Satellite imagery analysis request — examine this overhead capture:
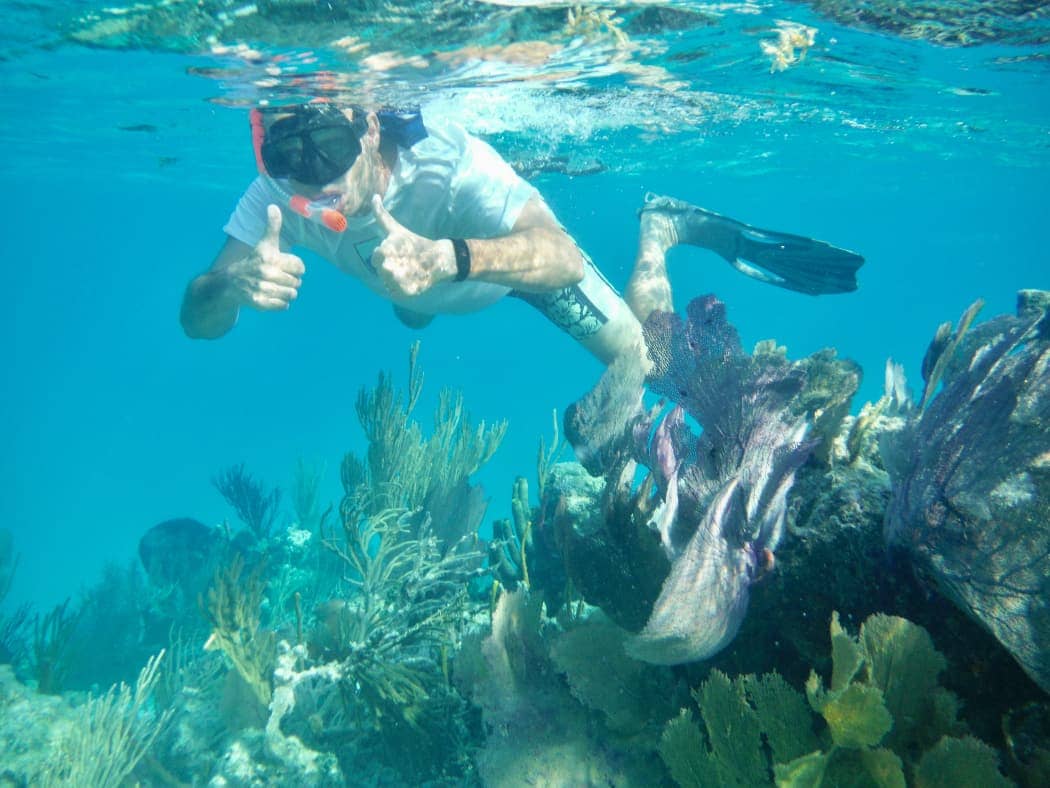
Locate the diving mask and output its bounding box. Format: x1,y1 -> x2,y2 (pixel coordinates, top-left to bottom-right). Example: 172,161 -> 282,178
250,103 -> 364,233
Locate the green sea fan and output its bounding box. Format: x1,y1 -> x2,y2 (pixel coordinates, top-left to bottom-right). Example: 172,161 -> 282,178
915,736 -> 1013,788
664,611 -> 1014,788
659,669 -> 818,787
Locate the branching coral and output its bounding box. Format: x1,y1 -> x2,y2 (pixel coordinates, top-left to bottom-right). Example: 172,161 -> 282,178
319,502 -> 482,729
347,341 -> 505,551
32,598 -> 81,694
249,344 -> 496,781
882,292 -> 1050,692
0,529 -> 30,668
291,457 -> 327,532
314,343 -> 494,728
212,463 -> 283,540
39,651 -> 173,787
203,556 -> 276,711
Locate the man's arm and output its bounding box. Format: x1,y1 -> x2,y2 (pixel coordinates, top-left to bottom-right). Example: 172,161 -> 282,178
180,205 -> 305,339
371,194 -> 584,298
463,195 -> 584,292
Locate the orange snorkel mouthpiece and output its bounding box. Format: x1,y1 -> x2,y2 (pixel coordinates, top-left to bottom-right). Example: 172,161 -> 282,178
251,107 -> 348,234
288,195 -> 349,233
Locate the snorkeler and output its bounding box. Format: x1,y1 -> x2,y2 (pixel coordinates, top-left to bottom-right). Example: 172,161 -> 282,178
180,102 -> 864,366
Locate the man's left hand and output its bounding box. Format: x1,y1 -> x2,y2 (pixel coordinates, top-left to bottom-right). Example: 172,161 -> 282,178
371,195 -> 457,297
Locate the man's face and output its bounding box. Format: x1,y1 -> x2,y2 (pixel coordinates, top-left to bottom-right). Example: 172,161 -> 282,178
262,105 -> 381,216
291,114 -> 379,217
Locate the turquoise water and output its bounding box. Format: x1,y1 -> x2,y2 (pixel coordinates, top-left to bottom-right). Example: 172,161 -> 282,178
1,1 -> 1047,784
2,3 -> 1044,611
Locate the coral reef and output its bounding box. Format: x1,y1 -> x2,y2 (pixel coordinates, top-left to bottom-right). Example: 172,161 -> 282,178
563,295 -> 858,664
883,294 -> 1050,692
105,344 -> 504,785
5,303 -> 1047,786
203,343 -> 497,784
660,612 -> 1013,787
488,414 -> 571,614
453,589 -> 673,787
0,653 -> 172,786
702,351 -> 1042,756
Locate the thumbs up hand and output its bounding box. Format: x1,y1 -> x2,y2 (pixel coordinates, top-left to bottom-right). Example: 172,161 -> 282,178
226,204 -> 306,311
371,195 -> 457,298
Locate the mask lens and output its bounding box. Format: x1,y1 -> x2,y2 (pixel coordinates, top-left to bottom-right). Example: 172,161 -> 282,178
260,107 -> 362,185
310,125 -> 358,160
262,135 -> 304,178
303,126 -> 361,183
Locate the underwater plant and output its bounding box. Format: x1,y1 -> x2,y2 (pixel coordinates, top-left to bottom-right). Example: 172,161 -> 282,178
660,669 -> 818,786
882,291 -> 1050,692
57,653 -> 173,785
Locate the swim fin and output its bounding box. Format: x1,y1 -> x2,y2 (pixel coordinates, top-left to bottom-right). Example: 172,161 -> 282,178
640,194 -> 865,295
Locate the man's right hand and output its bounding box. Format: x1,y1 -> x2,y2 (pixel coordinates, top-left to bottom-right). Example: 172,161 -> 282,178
226,204 -> 306,311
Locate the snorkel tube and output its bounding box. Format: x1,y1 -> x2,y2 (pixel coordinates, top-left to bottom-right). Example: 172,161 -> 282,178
262,175 -> 348,233
249,107 -> 349,233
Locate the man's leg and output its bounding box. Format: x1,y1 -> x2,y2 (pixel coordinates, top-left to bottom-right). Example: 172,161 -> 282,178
626,194 -> 865,312
624,202 -> 681,324
509,253 -> 646,368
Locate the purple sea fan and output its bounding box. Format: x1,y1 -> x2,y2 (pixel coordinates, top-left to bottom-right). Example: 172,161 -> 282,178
626,418 -> 812,664
883,295 -> 1050,691
627,296 -> 819,664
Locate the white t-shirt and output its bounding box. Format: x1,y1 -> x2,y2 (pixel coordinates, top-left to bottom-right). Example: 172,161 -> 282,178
224,119 -> 538,315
